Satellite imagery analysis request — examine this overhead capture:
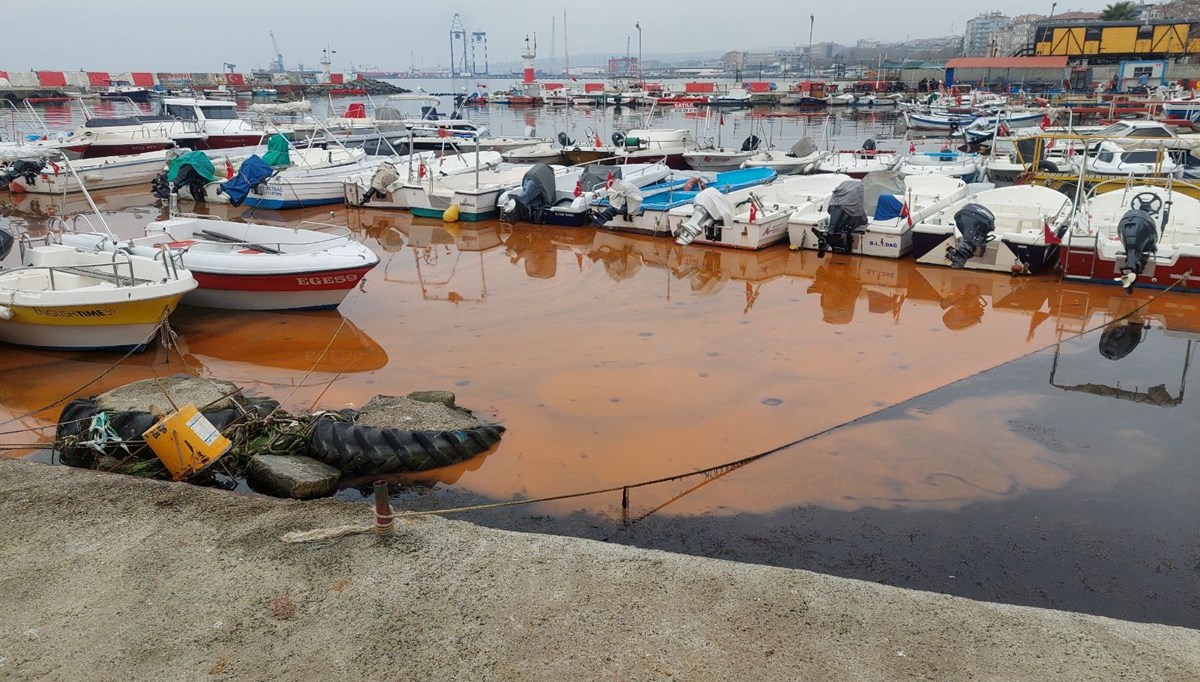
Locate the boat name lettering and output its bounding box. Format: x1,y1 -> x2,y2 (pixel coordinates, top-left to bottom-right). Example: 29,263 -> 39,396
296,274 -> 359,286
32,308 -> 117,318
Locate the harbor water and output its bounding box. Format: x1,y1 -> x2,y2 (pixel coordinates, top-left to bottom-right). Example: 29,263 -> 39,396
1,92 -> 1197,628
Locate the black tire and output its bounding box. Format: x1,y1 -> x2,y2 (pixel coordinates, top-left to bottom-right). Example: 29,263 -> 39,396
309,416 -> 506,474
55,397 -> 244,467
1036,160 -> 1058,173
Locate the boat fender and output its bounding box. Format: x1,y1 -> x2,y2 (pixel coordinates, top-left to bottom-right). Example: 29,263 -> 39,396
0,306 -> 11,320
443,204 -> 460,223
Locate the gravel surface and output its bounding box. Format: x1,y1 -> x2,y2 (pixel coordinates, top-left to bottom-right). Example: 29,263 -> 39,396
354,395 -> 482,431
0,459 -> 1197,682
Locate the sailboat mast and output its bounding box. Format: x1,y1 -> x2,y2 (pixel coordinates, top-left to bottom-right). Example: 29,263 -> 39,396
564,8 -> 570,78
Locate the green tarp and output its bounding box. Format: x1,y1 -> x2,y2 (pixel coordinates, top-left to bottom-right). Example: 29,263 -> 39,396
262,134 -> 291,167
167,151 -> 215,182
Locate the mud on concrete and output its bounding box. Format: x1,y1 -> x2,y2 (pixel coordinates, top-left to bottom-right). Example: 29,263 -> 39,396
0,459 -> 1198,681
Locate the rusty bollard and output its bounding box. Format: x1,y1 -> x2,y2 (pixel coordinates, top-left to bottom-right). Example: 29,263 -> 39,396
373,480 -> 395,535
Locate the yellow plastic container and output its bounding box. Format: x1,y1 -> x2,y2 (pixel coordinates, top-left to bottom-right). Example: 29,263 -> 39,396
143,404 -> 232,481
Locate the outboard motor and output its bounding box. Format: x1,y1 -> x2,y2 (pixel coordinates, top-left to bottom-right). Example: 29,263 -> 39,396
611,132 -> 626,147
945,203 -> 996,268
153,149 -> 215,201
1115,209 -> 1157,292
499,164 -> 557,224
557,132 -> 575,148
812,180 -> 867,258
861,138 -> 877,152
1,159 -> 47,187
358,162 -> 400,205
1098,319 -> 1149,360
674,187 -> 735,246
591,179 -> 643,226
0,229 -> 13,261
740,135 -> 762,152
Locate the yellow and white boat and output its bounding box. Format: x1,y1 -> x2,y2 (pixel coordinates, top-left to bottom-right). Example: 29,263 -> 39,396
0,240 -> 196,351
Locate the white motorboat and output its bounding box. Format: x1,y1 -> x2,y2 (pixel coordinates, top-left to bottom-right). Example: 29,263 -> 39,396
898,150 -> 981,182
610,128 -> 695,169
70,97 -> 265,152
1068,140 -> 1188,179
0,232 -> 195,351
498,162 -> 673,226
402,164 -> 545,221
913,185 -> 1073,274
788,172 -> 968,259
590,166 -> 778,237
1062,183 -> 1200,291
741,138 -> 826,175
60,215 -> 379,311
682,135 -> 763,172
669,174 -> 852,250
342,151 -> 505,209
203,147 -> 381,209
817,142 -> 901,178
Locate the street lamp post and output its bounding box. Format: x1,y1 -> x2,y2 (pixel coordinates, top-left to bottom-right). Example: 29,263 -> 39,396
807,15 -> 815,76
636,22 -> 643,87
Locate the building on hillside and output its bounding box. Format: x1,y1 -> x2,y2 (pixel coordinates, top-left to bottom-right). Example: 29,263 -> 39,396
963,12 -> 1010,57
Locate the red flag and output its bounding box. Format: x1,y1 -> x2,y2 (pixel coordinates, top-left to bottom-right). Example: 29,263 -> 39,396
573,179 -> 582,198
908,141 -> 916,154
605,171 -> 614,189
1046,138 -> 1056,150
418,162 -> 427,179
1040,113 -> 1051,130
436,126 -> 450,138
594,132 -> 602,148
225,159 -> 234,180
900,202 -> 912,228
748,201 -> 758,222
719,112 -> 725,126
1043,220 -> 1061,245
998,122 -> 1010,137
48,160 -> 60,176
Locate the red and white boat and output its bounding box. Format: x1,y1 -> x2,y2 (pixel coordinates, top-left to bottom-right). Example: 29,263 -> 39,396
65,98 -> 264,156
1062,184 -> 1200,292
60,216 -> 379,311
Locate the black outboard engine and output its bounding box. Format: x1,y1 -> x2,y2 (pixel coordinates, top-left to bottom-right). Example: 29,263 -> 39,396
0,229 -> 13,261
861,138 -> 877,152
611,132 -> 626,147
1115,209 -> 1157,292
557,132 -> 575,148
740,135 -> 762,152
499,164 -> 557,224
1098,319 -> 1149,360
945,203 -> 996,268
812,180 -> 867,258
152,164 -> 210,202
1,159 -> 47,186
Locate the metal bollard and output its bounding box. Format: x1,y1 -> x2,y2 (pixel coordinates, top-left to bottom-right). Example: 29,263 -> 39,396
373,480 -> 394,535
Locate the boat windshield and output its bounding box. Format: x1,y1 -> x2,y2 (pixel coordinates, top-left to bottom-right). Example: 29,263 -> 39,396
198,105 -> 240,120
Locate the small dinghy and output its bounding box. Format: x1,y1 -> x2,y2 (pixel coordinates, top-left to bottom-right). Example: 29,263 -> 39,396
740,138 -> 825,175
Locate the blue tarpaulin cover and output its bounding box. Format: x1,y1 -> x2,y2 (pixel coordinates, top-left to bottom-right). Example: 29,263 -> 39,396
874,194 -> 904,220
219,155 -> 274,207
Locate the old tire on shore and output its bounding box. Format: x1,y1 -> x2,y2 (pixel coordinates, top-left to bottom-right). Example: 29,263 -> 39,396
308,417 -> 505,474
55,398 -> 245,467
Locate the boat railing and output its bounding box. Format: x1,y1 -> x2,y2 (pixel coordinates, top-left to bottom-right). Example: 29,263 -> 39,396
9,249 -> 146,291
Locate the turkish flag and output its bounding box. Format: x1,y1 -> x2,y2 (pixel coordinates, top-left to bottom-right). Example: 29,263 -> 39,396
1043,220 -> 1061,245
900,202 -> 912,228
437,126 -> 451,138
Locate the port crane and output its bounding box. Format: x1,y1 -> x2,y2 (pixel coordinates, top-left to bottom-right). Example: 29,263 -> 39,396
269,30 -> 286,72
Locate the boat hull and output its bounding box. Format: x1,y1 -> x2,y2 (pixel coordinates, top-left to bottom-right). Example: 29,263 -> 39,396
185,265 -> 375,311
0,295 -> 185,351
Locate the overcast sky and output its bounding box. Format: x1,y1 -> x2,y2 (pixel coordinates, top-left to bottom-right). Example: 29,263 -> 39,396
4,1 -> 1112,72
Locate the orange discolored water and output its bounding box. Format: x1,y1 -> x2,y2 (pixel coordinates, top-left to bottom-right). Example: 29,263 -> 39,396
3,187 -> 1200,522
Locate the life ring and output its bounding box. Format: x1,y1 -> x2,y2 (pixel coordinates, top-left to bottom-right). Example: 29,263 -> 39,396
683,176 -> 706,191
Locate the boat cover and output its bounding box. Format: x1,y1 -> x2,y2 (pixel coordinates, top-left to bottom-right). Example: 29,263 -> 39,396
828,180 -> 865,218
262,134 -> 291,167
790,137 -> 817,158
861,170 -> 905,217
874,194 -> 905,220
220,155 -> 274,207
167,150 -> 215,182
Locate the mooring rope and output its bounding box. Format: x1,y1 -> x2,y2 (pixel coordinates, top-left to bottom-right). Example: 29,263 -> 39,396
282,273 -> 1191,544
